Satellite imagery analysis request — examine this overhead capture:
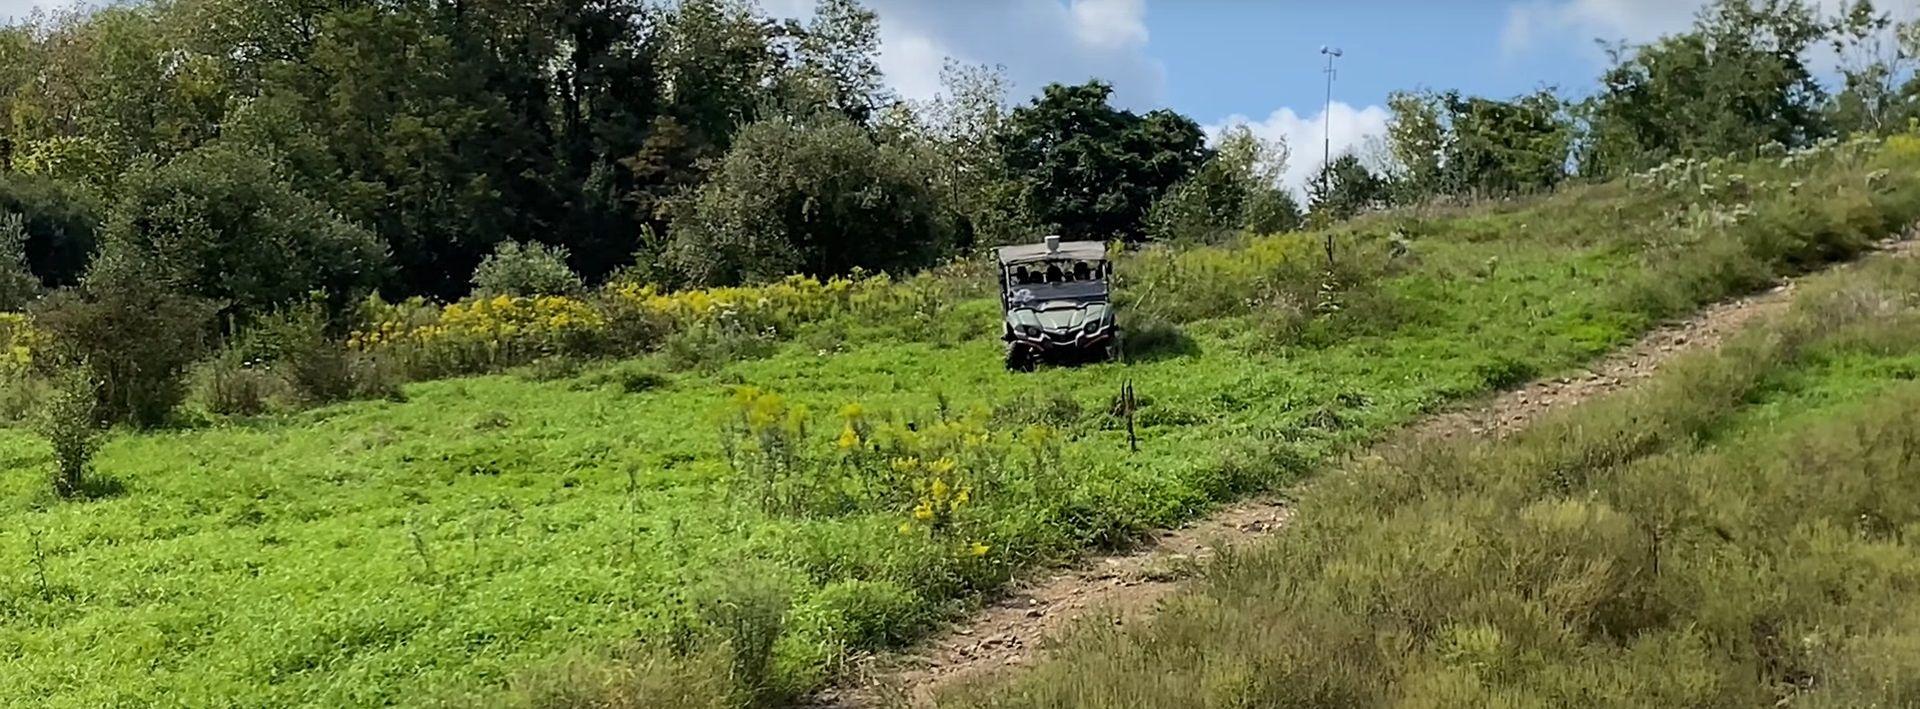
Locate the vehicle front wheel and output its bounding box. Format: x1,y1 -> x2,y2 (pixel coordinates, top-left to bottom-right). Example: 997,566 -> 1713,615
1005,344 -> 1037,372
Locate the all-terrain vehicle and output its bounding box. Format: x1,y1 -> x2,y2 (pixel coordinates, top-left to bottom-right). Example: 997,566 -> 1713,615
995,236 -> 1119,371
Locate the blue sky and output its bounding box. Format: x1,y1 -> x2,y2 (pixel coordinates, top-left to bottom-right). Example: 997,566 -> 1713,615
1151,1 -> 1602,122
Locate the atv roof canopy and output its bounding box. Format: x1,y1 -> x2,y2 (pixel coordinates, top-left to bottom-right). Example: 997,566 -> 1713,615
996,238 -> 1106,266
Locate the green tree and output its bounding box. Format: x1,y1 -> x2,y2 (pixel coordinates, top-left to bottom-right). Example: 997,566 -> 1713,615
664,115 -> 953,286
33,249 -> 217,427
656,0 -> 782,151
1384,88 -> 1572,202
1000,81 -> 1208,242
1581,0 -> 1832,176
904,61 -> 1041,247
1442,90 -> 1572,196
1826,1 -> 1919,135
103,144 -> 388,322
1148,124 -> 1296,241
1384,90 -> 1447,201
784,0 -> 888,123
1307,154 -> 1386,223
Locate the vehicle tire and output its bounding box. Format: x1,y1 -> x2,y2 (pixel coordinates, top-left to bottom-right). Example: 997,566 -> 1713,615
1005,344 -> 1036,372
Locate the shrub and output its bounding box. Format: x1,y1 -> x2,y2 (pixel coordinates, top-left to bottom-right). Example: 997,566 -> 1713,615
35,365 -> 100,498
472,241 -> 585,298
193,351 -> 290,417
241,302 -> 357,405
0,171 -> 99,287
33,254 -> 217,427
0,212 -> 44,309
662,322 -> 776,372
514,356 -> 583,383
344,349 -> 407,402
102,143 -> 388,321
196,302 -> 406,415
663,115 -> 954,286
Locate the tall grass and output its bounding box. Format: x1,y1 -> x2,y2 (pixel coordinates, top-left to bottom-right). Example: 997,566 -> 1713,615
940,257 -> 1920,708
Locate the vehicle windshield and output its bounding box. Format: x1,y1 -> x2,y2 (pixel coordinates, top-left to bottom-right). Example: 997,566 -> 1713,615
1007,279 -> 1107,307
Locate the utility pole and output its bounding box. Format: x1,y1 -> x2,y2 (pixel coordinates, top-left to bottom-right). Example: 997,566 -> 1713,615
1319,45 -> 1343,269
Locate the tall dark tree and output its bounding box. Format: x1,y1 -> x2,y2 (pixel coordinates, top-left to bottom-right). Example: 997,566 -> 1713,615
999,81 -> 1208,242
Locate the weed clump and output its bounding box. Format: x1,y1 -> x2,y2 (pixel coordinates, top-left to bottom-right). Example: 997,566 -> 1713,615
36,365 -> 100,498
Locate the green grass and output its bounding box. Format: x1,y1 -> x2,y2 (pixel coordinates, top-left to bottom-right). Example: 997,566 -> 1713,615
4,138 -> 1920,707
938,245 -> 1920,708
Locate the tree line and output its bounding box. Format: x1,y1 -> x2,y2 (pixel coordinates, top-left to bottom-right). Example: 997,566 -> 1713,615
1315,0 -> 1920,219
0,0 -> 1908,313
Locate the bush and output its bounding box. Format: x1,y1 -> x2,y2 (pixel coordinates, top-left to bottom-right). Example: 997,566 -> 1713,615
664,115 -> 954,286
102,143 -> 388,321
662,322 -> 776,372
472,241 -> 585,298
193,351 -> 290,417
0,171 -> 99,288
0,213 -> 44,309
344,349 -> 407,402
240,303 -> 359,404
33,254 -> 217,427
35,365 -> 100,498
198,302 -> 407,415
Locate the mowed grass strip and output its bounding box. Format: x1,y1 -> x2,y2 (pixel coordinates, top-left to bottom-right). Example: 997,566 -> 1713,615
3,138 -> 1920,707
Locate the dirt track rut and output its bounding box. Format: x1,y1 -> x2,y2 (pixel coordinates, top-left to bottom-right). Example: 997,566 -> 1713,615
809,234 -> 1918,708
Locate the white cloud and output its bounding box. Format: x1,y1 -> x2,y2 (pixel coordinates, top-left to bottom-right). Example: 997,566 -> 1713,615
1207,102 -> 1392,198
879,30 -> 947,103
775,0 -> 1166,108
1068,0 -> 1148,50
1501,0 -> 1703,56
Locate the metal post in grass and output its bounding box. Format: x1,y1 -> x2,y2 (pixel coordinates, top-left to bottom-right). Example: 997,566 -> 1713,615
1124,379 -> 1139,454
1320,45 -> 1343,271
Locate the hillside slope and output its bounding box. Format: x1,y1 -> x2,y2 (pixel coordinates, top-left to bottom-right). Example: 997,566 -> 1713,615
831,234 -> 1917,707
939,235 -> 1920,709
3,136 -> 1919,707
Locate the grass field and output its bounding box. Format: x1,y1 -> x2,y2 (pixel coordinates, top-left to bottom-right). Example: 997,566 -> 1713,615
941,249 -> 1920,709
3,137 -> 1919,707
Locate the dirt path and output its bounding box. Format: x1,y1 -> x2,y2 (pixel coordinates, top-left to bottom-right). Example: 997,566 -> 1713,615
809,234 -> 1917,709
